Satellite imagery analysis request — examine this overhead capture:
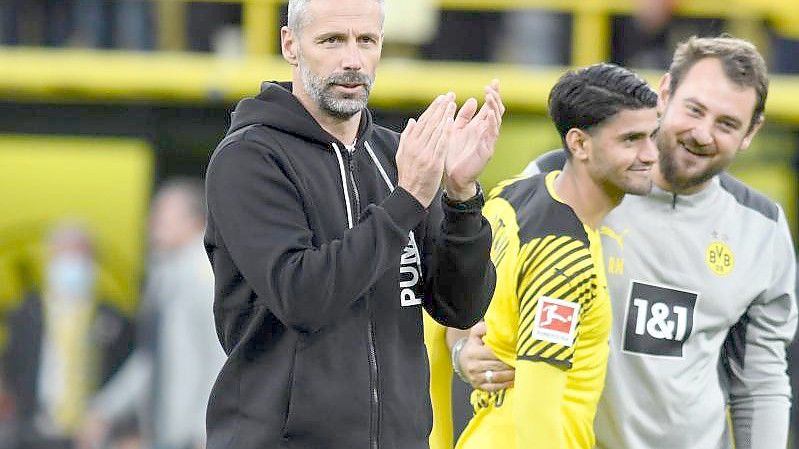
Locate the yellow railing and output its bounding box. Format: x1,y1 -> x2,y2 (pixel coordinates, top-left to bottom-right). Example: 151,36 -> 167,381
155,0 -> 798,65
1,1 -> 799,124
3,46 -> 799,125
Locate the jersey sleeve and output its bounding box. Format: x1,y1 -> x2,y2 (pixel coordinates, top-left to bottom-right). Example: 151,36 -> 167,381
512,360 -> 570,449
515,236 -> 597,369
480,196 -> 524,365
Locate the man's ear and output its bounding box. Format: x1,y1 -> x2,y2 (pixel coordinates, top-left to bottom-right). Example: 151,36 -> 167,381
657,73 -> 671,116
281,26 -> 298,66
565,128 -> 590,162
740,115 -> 764,151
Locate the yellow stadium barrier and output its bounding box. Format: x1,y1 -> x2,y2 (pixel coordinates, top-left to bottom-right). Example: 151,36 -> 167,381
2,47 -> 799,125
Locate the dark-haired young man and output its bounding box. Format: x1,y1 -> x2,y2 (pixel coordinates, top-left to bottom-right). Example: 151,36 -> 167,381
454,63 -> 658,449
457,36 -> 798,449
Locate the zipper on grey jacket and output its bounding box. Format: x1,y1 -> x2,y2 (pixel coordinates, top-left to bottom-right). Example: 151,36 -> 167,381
332,141 -> 379,449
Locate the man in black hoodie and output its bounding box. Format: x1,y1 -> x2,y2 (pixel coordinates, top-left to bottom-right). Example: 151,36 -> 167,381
203,0 -> 502,448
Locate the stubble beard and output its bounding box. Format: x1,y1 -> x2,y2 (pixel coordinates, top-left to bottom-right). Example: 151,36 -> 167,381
298,54 -> 373,120
657,131 -> 724,193
623,177 -> 653,196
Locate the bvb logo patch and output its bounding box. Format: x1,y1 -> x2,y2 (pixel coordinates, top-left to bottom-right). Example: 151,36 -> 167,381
705,240 -> 734,276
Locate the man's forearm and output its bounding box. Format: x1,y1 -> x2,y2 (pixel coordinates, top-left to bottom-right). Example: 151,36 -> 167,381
729,395 -> 791,449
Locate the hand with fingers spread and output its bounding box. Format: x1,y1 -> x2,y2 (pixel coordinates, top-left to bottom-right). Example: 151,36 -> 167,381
459,321 -> 516,392
396,93 -> 456,207
445,80 -> 506,200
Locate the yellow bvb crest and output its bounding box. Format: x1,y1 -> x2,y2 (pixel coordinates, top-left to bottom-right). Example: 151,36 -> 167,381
705,240 -> 735,276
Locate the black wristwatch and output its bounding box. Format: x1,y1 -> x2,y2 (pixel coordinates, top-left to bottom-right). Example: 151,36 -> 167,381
443,183 -> 484,210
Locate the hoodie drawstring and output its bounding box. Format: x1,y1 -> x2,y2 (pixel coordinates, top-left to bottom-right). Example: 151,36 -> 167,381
333,141 -> 394,229
364,141 -> 394,192
363,141 -> 424,282
332,143 -> 355,229
333,141 -> 421,285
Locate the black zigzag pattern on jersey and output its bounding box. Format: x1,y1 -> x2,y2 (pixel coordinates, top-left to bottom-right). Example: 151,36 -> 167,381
517,354 -> 573,369
515,234 -> 595,366
498,173 -> 589,247
491,217 -> 511,268
516,236 -> 576,298
517,275 -> 595,360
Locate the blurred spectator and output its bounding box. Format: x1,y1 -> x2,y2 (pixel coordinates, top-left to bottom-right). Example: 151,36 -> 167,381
611,0 -> 723,69
0,0 -> 152,49
79,178 -> 225,449
186,3 -> 241,52
420,10 -> 504,62
764,1 -> 799,73
381,0 -> 438,58
0,375 -> 15,448
2,222 -> 134,449
0,0 -> 73,46
72,0 -> 154,50
497,11 -> 570,66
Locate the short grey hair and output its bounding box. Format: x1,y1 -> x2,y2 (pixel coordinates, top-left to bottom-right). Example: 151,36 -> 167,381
287,0 -> 385,33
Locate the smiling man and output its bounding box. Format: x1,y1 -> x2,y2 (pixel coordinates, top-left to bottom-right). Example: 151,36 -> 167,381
202,0 -> 503,448
456,36 -> 798,449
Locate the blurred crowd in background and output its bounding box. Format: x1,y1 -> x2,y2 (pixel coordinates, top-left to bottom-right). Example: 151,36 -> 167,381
0,179 -> 224,449
0,0 -> 798,71
0,1 -> 797,449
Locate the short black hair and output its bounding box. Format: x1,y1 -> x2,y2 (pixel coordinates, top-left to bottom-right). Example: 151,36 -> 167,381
548,63 -> 657,156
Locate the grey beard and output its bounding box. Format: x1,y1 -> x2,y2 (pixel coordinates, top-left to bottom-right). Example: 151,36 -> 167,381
299,64 -> 372,119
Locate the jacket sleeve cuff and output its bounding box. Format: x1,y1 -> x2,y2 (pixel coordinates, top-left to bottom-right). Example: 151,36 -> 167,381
382,186 -> 427,232
441,193 -> 485,237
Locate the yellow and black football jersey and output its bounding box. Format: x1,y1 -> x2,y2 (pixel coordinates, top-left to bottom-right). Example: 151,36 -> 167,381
456,171 -> 611,449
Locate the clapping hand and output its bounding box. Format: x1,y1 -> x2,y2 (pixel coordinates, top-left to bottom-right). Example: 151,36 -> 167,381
396,93 -> 456,207
445,80 -> 505,200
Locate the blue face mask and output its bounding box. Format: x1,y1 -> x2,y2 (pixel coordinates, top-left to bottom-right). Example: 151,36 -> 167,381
46,255 -> 96,300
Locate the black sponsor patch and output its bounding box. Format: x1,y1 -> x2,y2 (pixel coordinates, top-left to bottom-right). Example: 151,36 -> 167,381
622,281 -> 698,358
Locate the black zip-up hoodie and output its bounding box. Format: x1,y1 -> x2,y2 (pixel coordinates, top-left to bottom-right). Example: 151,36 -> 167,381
204,82 -> 495,449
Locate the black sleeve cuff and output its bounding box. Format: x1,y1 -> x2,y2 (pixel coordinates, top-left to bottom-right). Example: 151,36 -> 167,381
441,184 -> 486,236
382,186 -> 428,233
442,183 -> 485,211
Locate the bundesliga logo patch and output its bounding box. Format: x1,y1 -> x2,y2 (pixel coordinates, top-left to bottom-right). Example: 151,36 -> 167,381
531,296 -> 580,347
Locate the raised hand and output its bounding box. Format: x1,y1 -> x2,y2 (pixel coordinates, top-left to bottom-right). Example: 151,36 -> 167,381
396,93 -> 456,208
445,80 -> 505,200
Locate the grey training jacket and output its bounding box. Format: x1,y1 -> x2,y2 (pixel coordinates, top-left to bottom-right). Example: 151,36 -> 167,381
526,150 -> 797,449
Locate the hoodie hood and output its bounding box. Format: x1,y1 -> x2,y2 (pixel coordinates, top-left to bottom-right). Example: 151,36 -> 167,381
228,81 -> 375,148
